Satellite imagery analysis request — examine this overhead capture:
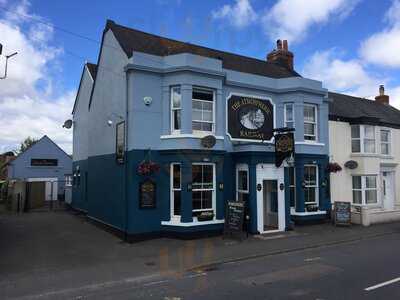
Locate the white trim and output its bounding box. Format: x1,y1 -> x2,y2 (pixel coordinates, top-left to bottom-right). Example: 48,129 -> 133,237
303,103 -> 318,142
26,177 -> 57,182
256,164 -> 285,234
352,175 -> 379,206
225,92 -> 276,143
160,134 -> 224,140
161,219 -> 224,227
284,103 -> 294,128
290,208 -> 326,216
304,164 -> 319,206
170,86 -> 182,134
295,142 -> 325,146
236,164 -> 249,201
192,162 -> 216,216
380,128 -> 391,156
192,87 -> 216,134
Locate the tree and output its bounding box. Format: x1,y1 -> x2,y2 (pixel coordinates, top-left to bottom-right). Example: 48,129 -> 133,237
15,136 -> 38,155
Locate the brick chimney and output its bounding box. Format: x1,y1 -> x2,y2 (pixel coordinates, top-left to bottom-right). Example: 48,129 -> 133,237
267,39 -> 294,70
375,85 -> 389,105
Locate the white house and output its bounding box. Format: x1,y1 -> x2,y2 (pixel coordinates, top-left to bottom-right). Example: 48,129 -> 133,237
329,86 -> 400,226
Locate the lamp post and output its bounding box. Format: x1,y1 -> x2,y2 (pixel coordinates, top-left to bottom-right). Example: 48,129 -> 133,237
0,43 -> 18,80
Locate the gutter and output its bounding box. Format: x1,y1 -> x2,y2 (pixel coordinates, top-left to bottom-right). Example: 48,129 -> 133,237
124,69 -> 130,242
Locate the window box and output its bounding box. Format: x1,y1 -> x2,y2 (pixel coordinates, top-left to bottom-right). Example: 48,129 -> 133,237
306,204 -> 319,212
197,211 -> 214,222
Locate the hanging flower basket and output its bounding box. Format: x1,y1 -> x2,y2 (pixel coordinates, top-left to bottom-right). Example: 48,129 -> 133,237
137,161 -> 160,176
326,162 -> 342,173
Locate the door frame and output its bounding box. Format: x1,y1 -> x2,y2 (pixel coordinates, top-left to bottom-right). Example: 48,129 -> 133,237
380,169 -> 395,210
256,164 -> 285,233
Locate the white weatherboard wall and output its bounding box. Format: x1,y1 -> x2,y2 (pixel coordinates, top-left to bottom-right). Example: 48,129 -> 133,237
329,120 -> 400,225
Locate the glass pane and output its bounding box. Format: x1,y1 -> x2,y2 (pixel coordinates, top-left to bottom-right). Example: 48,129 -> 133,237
192,100 -> 202,110
201,122 -> 213,132
351,125 -> 360,138
173,191 -> 181,215
238,170 -> 248,191
192,110 -> 202,121
173,110 -> 181,130
305,135 -> 316,141
193,89 -> 213,101
366,190 -> 377,204
173,164 -> 181,189
304,106 -> 316,122
364,126 -> 375,139
352,176 -> 361,189
352,140 -> 361,152
192,165 -> 202,184
192,121 -> 202,131
172,87 -> 181,108
202,191 -> 212,209
290,187 -> 296,207
286,121 -> 294,128
364,140 -> 375,153
381,130 -> 389,142
285,104 -> 293,121
203,165 -> 213,185
304,187 -> 316,203
304,166 -> 316,184
353,190 -> 362,204
381,143 -> 389,155
365,176 -> 376,188
304,123 -> 315,135
203,111 -> 213,122
289,167 -> 295,185
203,101 -> 213,111
192,191 -> 202,210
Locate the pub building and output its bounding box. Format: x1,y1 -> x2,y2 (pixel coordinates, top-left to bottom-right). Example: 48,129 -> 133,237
72,20 -> 330,240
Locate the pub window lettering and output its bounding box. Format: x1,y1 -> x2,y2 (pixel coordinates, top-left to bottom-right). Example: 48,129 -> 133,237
116,121 -> 125,164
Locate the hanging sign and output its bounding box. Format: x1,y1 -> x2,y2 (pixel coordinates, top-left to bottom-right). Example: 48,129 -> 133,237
275,132 -> 295,167
227,95 -> 274,141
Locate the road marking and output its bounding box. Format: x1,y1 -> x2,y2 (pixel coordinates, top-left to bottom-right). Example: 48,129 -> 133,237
304,257 -> 321,262
365,277 -> 400,291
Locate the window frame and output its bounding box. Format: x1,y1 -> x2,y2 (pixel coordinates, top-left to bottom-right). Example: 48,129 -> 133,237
191,162 -> 216,218
192,87 -> 215,134
352,175 -> 378,206
65,175 -> 73,187
170,163 -> 181,219
380,129 -> 391,156
303,104 -> 318,142
170,86 -> 182,134
288,166 -> 296,208
284,103 -> 295,128
351,125 -> 377,154
303,164 -> 319,205
236,164 -> 249,202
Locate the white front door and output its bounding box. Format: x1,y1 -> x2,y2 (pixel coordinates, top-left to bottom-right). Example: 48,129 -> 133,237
256,164 -> 285,233
381,171 -> 395,210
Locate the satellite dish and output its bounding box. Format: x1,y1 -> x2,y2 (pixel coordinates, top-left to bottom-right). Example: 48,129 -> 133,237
63,119 -> 73,129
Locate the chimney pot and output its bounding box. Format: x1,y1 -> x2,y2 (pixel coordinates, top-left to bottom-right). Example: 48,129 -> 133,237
379,84 -> 385,96
375,84 -> 389,105
282,40 -> 288,51
277,39 -> 282,50
267,39 -> 294,71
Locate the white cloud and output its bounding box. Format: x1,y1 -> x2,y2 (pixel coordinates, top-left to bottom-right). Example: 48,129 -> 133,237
211,0 -> 257,28
302,49 -> 400,108
360,0 -> 400,68
0,1 -> 73,154
262,0 -> 360,43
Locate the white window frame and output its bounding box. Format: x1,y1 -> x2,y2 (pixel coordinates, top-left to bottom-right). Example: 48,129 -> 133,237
288,166 -> 296,208
192,163 -> 216,218
303,104 -> 318,142
351,125 -> 376,154
352,175 -> 378,206
284,103 -> 295,128
170,163 -> 181,220
192,87 -> 215,134
236,164 -> 249,202
304,164 -> 319,205
65,175 -> 73,187
380,129 -> 391,156
170,86 -> 182,134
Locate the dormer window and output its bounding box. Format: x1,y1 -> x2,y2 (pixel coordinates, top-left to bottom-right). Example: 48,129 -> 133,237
192,88 -> 214,133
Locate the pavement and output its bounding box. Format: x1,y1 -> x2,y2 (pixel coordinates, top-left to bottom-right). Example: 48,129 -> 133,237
1,210 -> 400,299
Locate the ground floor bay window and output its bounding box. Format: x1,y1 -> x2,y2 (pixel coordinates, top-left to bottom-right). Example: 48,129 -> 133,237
352,175 -> 378,205
192,163 -> 215,219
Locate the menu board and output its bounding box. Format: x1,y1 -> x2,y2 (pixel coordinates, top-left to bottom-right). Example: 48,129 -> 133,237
139,179 -> 156,209
334,201 -> 351,226
224,201 -> 245,236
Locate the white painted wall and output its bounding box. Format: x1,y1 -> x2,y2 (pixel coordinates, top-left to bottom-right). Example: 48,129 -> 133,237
329,120 -> 400,209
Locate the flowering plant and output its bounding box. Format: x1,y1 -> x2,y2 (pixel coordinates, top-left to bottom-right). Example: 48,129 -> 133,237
137,161 -> 160,176
326,162 -> 342,173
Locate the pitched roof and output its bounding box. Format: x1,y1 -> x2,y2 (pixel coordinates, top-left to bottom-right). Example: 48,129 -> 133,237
105,20 -> 301,79
329,92 -> 400,128
86,63 -> 97,80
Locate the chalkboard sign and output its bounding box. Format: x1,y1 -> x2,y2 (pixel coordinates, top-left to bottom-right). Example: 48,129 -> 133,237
334,201 -> 351,226
224,201 -> 245,238
139,179 -> 156,209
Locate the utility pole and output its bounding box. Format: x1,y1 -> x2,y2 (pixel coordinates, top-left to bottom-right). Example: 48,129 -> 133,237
0,43 -> 18,80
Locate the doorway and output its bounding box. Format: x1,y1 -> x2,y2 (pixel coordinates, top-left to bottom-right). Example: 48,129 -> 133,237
256,164 -> 285,233
381,171 -> 395,210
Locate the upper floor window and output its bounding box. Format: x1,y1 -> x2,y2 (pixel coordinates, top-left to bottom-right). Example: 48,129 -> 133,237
304,104 -> 317,141
380,129 -> 391,155
284,103 -> 294,128
351,125 -> 376,154
192,88 -> 214,133
171,87 -> 181,133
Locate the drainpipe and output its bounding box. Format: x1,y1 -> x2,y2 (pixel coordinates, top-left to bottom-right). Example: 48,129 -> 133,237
124,70 -> 130,242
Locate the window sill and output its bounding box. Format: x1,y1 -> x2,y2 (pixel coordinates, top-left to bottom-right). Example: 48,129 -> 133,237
296,142 -> 325,146
161,219 -> 224,227
350,153 -> 388,158
161,134 -> 224,140
290,207 -> 326,216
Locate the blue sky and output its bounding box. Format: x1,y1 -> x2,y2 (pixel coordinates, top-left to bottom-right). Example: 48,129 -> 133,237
0,0 -> 400,153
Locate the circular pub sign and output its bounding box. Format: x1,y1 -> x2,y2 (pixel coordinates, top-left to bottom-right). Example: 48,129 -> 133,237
227,95 -> 274,141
